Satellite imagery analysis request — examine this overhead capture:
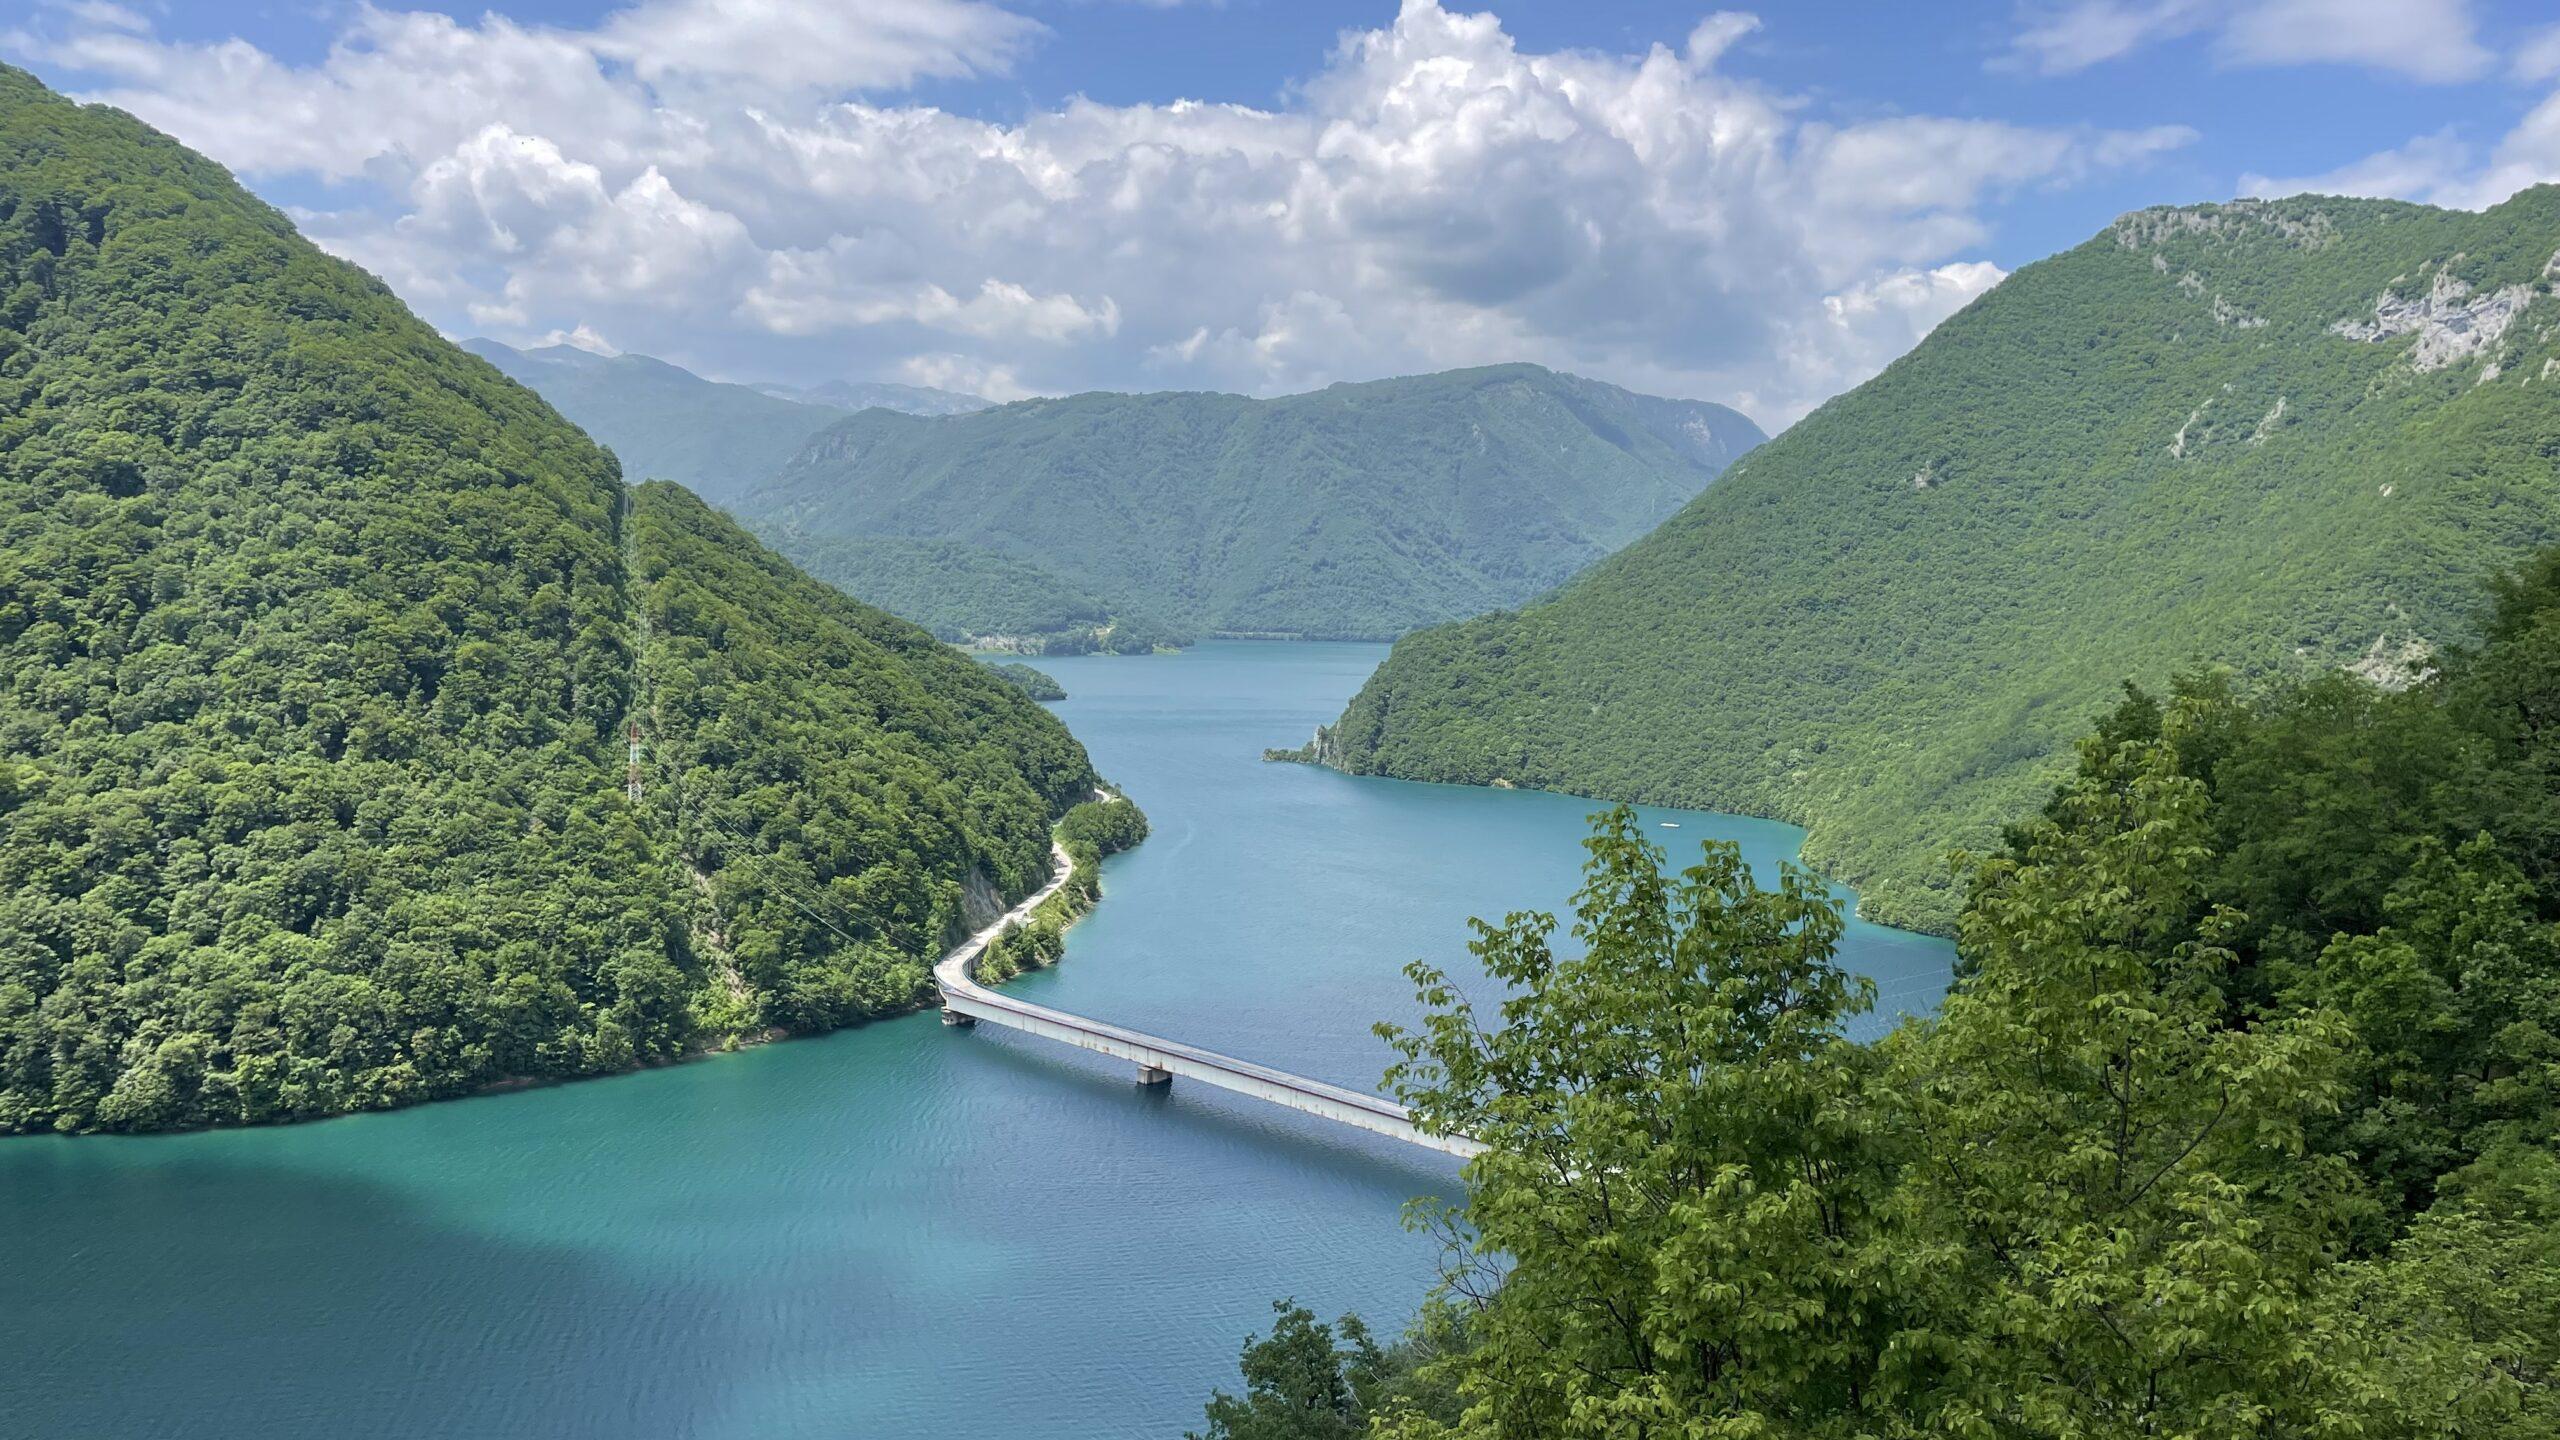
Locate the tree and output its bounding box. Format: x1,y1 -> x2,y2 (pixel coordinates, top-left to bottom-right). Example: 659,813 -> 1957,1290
1378,807 -> 1888,1438
1191,1302 -> 1391,1440
1879,704 -> 2360,1435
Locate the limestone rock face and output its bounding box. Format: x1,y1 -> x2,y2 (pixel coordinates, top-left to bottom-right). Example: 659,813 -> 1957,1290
2331,269 -> 2536,372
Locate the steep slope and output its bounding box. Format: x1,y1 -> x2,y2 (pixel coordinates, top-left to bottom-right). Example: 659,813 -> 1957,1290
1321,191 -> 2560,931
628,485 -> 1096,1033
464,339 -> 846,505
0,68 -> 1097,1133
750,377 -> 991,416
736,365 -> 1766,641
467,340 -> 1130,646
759,530 -> 1187,653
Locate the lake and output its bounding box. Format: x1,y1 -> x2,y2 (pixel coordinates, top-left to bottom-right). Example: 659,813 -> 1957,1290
0,641 -> 1952,1439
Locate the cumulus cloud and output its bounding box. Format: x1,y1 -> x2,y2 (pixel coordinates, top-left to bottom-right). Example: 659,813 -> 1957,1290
538,324 -> 622,356
8,0 -> 2198,425
2241,90 -> 2560,213
2005,0 -> 2491,82
591,0 -> 1037,92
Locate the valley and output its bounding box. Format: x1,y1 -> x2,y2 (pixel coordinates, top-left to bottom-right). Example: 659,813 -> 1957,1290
0,642 -> 1948,1440
10,11 -> 2560,1435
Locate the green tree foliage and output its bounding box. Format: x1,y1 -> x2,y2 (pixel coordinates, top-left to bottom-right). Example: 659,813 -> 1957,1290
980,660 -> 1066,701
628,484 -> 1096,1035
735,365 -> 1763,642
1881,713 -> 2356,1436
973,797 -> 1143,984
1325,192 -> 2560,931
1379,810 -> 1889,1436
1056,796 -> 1148,859
762,530 -> 1186,652
1192,1301 -> 1463,1440
1313,551 -> 2560,1435
0,70 -> 1100,1132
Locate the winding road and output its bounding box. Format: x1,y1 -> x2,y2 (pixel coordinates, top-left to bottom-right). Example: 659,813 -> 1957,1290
933,818 -> 1482,1160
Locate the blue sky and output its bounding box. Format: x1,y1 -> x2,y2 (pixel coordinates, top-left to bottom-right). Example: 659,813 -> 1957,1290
9,0 -> 2558,425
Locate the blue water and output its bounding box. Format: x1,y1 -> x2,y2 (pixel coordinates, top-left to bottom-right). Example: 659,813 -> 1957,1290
0,641 -> 1951,1440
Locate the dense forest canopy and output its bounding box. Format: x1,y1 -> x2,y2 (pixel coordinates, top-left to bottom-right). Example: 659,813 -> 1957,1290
1322,190 -> 2560,931
734,365 -> 1765,642
761,530 -> 1186,653
1207,547 -> 2560,1438
978,660 -> 1066,701
0,68 -> 1099,1134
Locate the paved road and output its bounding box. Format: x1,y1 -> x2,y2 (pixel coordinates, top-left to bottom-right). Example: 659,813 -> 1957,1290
932,811 -> 1481,1160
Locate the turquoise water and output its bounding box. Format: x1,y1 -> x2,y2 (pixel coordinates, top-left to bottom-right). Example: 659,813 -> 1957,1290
0,641 -> 1951,1439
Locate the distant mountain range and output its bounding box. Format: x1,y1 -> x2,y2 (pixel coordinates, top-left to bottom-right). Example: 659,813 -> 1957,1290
736,365 -> 1765,643
475,339 -> 1765,650
1315,189 -> 2560,932
748,377 -> 993,416
462,338 -> 987,505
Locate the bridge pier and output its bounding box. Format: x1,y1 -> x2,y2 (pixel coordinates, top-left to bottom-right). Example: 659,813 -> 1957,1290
1135,1063 -> 1172,1086
941,1008 -> 975,1028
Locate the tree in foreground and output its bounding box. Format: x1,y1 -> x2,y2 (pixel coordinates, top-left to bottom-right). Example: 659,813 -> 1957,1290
1877,705 -> 2360,1434
1190,1302 -> 1399,1440
1201,552 -> 2560,1438
1376,808 -> 1889,1437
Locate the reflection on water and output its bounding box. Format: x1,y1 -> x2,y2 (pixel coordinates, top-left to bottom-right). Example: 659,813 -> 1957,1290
0,641 -> 1949,1439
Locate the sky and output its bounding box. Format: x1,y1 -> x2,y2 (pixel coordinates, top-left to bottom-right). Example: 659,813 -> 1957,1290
7,0 -> 2560,428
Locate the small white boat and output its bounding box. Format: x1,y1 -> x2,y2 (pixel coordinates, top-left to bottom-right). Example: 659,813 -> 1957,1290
1658,821 -> 1680,829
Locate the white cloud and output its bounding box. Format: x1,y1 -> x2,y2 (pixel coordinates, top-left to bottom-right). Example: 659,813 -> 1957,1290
2006,0 -> 2490,82
2240,130 -> 2477,204
2242,91 -> 2560,213
899,352 -> 1033,402
2220,0 -> 2490,83
2005,0 -> 2215,75
537,324 -> 622,356
1781,263 -> 2009,418
592,0 -> 1037,92
8,0 -> 2196,425
2515,24 -> 2560,85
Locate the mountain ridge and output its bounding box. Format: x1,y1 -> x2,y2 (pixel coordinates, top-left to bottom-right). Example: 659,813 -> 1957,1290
462,338 -> 989,504
0,66 -> 1097,1132
738,362 -> 1766,641
1317,189 -> 2560,931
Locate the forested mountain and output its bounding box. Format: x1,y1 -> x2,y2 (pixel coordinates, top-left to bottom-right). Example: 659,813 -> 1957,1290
1317,191 -> 2560,931
749,377 -> 990,416
0,68 -> 1098,1133
735,365 -> 1765,641
760,530 -> 1186,654
463,340 -> 990,505
468,339 -> 1156,649
1208,551 -> 2560,1434
462,339 -> 847,505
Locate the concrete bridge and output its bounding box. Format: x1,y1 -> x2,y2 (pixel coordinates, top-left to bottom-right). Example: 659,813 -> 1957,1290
934,840 -> 1482,1161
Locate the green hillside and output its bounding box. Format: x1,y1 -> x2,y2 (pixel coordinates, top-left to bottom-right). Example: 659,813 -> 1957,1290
735,365 -> 1765,641
759,530 -> 1186,653
470,341 -> 1157,649
979,661 -> 1065,701
1321,191 -> 2560,932
0,67 -> 1098,1133
464,339 -> 846,505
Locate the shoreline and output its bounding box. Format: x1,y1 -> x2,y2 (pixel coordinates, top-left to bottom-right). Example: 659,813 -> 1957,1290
10,804 -> 1119,1142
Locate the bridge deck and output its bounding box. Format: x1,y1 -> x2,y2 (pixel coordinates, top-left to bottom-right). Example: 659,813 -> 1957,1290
934,839 -> 1482,1160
